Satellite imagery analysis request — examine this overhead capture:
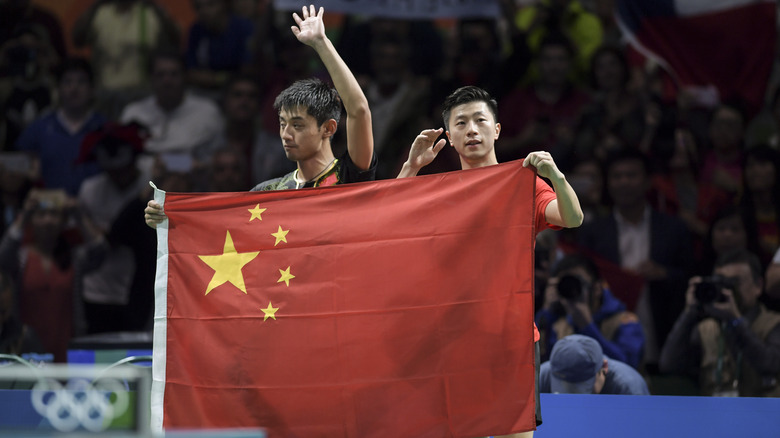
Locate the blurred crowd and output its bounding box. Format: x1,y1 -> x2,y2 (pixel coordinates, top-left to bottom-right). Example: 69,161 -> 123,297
1,0 -> 780,398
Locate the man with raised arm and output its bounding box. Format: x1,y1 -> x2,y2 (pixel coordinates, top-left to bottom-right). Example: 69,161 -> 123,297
398,85 -> 584,437
144,5 -> 375,227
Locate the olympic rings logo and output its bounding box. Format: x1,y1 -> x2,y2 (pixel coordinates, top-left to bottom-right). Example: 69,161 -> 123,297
30,377 -> 130,432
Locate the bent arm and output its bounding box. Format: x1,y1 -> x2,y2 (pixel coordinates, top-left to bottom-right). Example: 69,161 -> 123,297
293,6 -> 373,170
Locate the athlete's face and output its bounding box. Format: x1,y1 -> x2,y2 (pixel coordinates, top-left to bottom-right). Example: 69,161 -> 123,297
445,101 -> 500,165
278,106 -> 330,162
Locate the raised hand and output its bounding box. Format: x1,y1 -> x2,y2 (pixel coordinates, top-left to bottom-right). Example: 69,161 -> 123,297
398,128 -> 447,178
291,5 -> 325,48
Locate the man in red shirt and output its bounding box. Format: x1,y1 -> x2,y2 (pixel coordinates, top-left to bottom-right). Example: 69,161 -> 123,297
398,85 -> 584,437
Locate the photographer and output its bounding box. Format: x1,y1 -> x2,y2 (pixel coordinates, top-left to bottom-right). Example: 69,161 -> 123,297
659,249 -> 780,397
536,253 -> 645,369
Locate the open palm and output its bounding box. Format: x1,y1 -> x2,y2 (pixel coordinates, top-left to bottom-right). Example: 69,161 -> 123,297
291,5 -> 325,47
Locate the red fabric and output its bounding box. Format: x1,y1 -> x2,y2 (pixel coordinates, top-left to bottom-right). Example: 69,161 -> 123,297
20,251 -> 74,362
158,161 -> 540,437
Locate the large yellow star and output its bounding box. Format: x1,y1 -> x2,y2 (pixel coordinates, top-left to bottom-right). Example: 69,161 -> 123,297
248,204 -> 267,221
277,266 -> 295,286
262,302 -> 279,321
198,231 -> 259,295
271,226 -> 289,246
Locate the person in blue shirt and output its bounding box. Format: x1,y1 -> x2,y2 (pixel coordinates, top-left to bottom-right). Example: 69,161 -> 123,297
536,252 -> 645,369
540,334 -> 650,395
15,57 -> 105,196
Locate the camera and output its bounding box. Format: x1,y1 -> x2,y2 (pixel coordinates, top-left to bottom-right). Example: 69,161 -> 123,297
694,275 -> 737,305
557,274 -> 587,301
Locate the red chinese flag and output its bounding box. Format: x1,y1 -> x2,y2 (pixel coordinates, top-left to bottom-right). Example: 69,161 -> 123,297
151,161 -> 538,437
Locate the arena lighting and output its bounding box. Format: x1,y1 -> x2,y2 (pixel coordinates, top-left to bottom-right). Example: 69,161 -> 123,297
0,361 -> 150,434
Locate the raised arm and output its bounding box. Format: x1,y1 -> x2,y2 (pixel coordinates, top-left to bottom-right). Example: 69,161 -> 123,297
291,5 -> 373,170
523,151 -> 584,228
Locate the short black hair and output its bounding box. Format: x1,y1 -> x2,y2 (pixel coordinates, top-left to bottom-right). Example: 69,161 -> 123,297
441,86 -> 498,131
604,147 -> 651,177
551,253 -> 602,282
714,249 -> 763,284
274,78 -> 341,126
56,57 -> 94,85
148,48 -> 186,75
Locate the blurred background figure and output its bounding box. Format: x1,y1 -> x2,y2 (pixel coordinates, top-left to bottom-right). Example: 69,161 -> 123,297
76,122 -> 149,334
186,0 -> 255,98
120,49 -> 223,174
15,57 -> 105,196
0,269 -> 44,358
72,0 -> 181,120
577,148 -> 692,373
537,253 -> 645,369
215,74 -> 291,187
0,189 -> 105,362
660,249 -> 780,397
738,145 -> 780,269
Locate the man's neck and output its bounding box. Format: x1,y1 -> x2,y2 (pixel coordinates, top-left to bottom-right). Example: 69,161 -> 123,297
297,150 -> 336,182
156,94 -> 185,113
616,203 -> 647,224
58,108 -> 91,134
460,153 -> 498,170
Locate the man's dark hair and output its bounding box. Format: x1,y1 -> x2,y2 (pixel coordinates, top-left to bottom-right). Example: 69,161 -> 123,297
441,86 -> 498,131
147,48 -> 186,75
274,78 -> 341,127
604,147 -> 651,177
56,57 -> 94,85
714,249 -> 763,284
551,253 -> 602,282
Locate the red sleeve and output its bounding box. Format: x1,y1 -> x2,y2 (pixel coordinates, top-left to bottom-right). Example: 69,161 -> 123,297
535,176 -> 561,233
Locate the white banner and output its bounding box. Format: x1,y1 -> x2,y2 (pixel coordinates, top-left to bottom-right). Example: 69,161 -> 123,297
274,0 -> 501,19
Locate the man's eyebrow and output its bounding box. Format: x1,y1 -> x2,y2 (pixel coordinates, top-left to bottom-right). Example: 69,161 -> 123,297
280,115 -> 305,122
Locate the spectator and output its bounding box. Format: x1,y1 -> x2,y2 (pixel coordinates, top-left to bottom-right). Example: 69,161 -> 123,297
537,253 -> 645,369
573,45 -> 646,164
497,33 -> 591,167
738,145 -> 780,268
660,249 -> 780,397
539,334 -> 650,395
0,152 -> 34,236
120,49 -> 224,174
513,0 -> 604,84
650,126 -> 731,244
77,122 -> 150,334
699,102 -> 747,202
577,148 -> 693,371
186,0 -> 255,96
0,25 -> 55,150
0,0 -> 66,75
697,206 -> 749,276
215,74 -> 292,186
72,0 -> 181,120
363,33 -> 431,179
15,57 -> 105,196
0,189 -> 105,361
207,147 -> 250,192
0,269 -> 45,357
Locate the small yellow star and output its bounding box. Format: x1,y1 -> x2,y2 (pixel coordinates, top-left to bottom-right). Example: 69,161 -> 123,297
271,226 -> 289,246
277,266 -> 295,286
262,302 -> 279,321
248,204 -> 267,221
198,231 -> 260,295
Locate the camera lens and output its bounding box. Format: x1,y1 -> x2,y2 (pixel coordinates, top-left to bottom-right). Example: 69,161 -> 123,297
557,275 -> 583,301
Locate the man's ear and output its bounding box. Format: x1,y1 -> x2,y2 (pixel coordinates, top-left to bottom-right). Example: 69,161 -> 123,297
495,122 -> 501,140
321,119 -> 338,138
446,130 -> 452,146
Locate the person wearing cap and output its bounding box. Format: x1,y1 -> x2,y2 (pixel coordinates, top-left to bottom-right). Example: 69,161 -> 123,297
540,334 -> 650,395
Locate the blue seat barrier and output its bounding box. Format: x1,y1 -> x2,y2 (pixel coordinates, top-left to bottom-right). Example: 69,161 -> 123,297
535,393 -> 780,438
